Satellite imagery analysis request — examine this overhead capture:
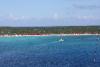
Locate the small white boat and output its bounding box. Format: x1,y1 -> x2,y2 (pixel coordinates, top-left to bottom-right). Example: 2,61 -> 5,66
59,38 -> 64,42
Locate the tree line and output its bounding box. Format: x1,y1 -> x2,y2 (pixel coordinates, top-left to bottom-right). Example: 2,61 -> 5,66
0,26 -> 100,35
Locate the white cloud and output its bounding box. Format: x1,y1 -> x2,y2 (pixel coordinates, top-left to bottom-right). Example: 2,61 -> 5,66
1,13 -> 100,21
7,13 -> 18,20
62,15 -> 100,20
75,16 -> 100,20
53,13 -> 58,20
51,13 -> 66,20
4,13 -> 33,21
73,4 -> 100,10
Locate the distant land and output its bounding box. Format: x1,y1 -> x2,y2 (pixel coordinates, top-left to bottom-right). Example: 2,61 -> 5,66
0,26 -> 100,35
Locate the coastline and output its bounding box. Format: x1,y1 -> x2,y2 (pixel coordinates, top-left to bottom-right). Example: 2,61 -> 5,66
0,33 -> 100,37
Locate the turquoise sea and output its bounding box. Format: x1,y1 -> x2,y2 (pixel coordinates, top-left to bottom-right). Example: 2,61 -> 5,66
0,35 -> 100,67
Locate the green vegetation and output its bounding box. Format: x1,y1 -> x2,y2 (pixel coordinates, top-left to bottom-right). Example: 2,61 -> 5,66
0,26 -> 100,35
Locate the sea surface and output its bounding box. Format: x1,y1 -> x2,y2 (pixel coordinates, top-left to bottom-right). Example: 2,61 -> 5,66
0,35 -> 100,67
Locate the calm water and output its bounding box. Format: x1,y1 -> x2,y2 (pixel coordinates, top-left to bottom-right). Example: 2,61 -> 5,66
0,35 -> 100,67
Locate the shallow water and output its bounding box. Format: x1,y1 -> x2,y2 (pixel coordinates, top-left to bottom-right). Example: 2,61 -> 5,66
0,35 -> 100,67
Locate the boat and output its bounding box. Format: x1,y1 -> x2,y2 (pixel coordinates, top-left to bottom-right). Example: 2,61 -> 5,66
59,38 -> 64,42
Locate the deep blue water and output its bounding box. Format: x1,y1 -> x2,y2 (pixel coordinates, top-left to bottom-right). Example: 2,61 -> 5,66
0,35 -> 100,67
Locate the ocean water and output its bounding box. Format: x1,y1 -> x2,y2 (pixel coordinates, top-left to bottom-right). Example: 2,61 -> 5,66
0,35 -> 100,67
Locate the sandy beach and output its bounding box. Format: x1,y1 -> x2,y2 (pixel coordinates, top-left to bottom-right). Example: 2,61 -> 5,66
0,33 -> 100,37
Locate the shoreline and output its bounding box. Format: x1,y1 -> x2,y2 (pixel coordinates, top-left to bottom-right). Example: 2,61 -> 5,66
0,34 -> 100,37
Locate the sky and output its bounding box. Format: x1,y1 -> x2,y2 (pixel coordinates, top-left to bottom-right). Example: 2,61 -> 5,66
0,0 -> 100,26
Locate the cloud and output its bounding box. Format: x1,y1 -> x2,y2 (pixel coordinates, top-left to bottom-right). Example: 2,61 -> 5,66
1,13 -> 100,22
3,13 -> 63,21
51,13 -> 66,20
73,4 -> 100,9
0,14 -> 100,26
63,15 -> 100,20
3,13 -> 33,21
53,13 -> 58,20
78,16 -> 100,20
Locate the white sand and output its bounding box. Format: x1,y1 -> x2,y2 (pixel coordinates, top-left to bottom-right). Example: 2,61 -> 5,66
0,34 -> 100,37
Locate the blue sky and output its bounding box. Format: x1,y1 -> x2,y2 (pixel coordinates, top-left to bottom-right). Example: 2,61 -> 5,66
0,0 -> 100,26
